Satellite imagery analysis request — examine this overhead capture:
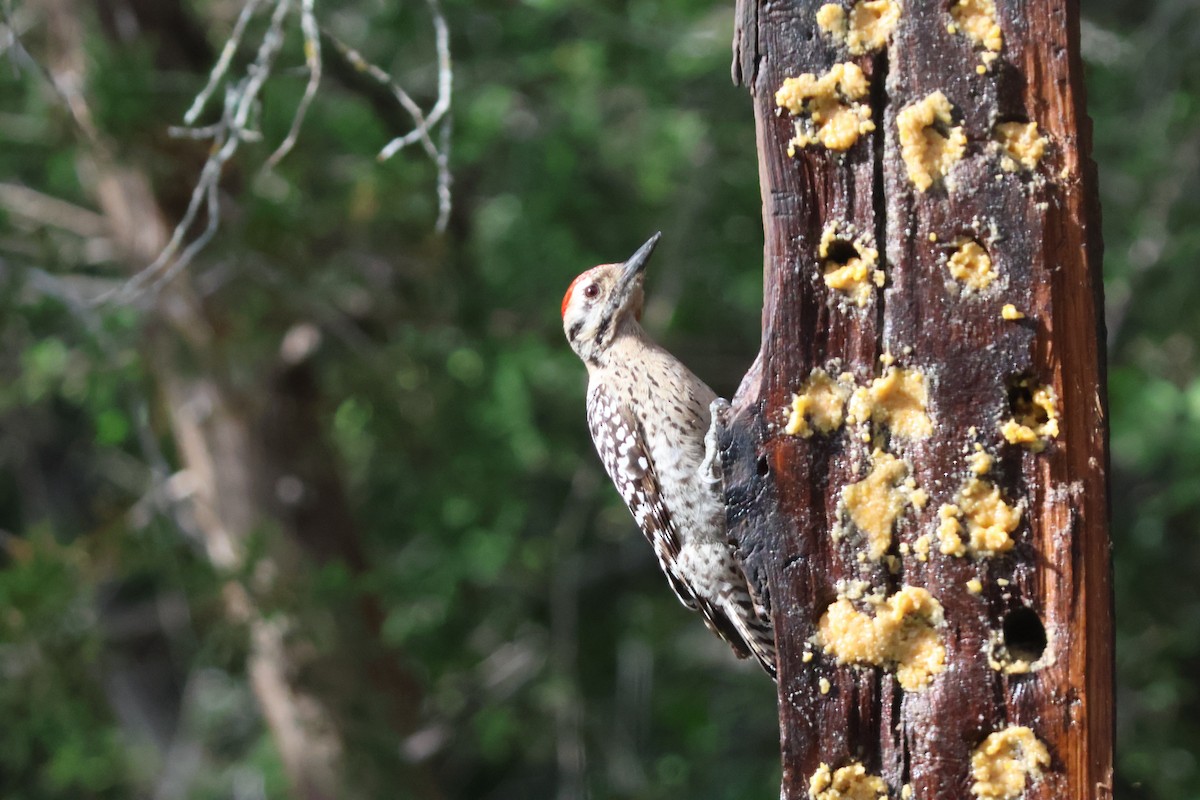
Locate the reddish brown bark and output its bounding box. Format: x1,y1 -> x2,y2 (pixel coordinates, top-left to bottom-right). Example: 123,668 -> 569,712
723,1 -> 1112,798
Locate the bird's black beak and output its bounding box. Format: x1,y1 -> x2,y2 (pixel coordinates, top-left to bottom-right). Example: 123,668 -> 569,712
612,232 -> 662,305
622,232 -> 661,280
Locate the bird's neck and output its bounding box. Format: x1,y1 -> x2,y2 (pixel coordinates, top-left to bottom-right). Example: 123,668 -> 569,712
587,320 -> 659,375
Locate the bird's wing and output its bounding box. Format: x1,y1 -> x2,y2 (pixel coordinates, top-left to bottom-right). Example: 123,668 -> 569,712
586,384 -> 759,663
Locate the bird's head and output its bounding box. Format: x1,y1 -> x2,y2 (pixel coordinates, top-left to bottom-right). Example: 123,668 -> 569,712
562,232 -> 661,364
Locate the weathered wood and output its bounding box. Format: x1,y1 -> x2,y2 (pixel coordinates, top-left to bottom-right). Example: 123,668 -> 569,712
723,1 -> 1112,797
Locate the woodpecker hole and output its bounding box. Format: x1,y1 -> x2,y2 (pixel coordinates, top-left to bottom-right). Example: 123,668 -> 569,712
823,238 -> 860,267
1007,376 -> 1049,427
757,455 -> 771,477
930,115 -> 954,139
1001,606 -> 1047,664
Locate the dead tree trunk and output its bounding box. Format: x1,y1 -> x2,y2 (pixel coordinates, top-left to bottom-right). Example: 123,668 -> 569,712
722,1 -> 1112,798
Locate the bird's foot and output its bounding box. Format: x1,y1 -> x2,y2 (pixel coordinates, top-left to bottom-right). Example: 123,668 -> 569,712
700,398 -> 731,486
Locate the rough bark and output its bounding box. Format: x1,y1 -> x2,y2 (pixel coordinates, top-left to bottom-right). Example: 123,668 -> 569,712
723,1 -> 1112,798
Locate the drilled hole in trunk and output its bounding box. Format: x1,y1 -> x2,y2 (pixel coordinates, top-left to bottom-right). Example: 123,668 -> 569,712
1002,606 -> 1047,663
1007,379 -> 1049,428
823,238 -> 860,266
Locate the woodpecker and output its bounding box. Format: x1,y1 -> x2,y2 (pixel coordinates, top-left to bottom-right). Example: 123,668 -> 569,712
561,232 -> 776,678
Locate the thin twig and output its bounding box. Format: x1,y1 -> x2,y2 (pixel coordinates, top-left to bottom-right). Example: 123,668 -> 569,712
375,0 -> 451,159
183,0 -> 265,126
323,32 -> 437,158
167,122 -> 226,140
434,110 -> 451,232
324,0 -> 453,229
96,0 -> 293,305
8,0 -> 456,305
264,0 -> 320,168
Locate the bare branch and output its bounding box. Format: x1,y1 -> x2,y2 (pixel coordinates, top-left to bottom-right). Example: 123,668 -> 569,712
375,0 -> 452,160
435,111 -> 451,232
182,0 -> 265,126
96,0 -> 292,305
263,0 -> 320,169
0,181 -> 107,237
325,0 -> 453,230
6,0 -> 456,305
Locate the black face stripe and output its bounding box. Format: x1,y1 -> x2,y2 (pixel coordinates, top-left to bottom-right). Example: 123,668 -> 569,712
568,320 -> 583,341
594,314 -> 611,345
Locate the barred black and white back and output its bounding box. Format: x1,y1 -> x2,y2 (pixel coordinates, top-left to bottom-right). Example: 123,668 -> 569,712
584,373 -> 776,679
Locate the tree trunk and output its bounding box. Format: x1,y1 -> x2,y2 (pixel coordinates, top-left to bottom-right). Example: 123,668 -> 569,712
723,1 -> 1113,798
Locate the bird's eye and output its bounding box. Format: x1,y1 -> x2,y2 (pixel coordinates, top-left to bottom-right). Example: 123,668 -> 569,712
583,283 -> 600,299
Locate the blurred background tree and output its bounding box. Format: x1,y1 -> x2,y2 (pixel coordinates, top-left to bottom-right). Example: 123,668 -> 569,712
0,1 -> 1194,798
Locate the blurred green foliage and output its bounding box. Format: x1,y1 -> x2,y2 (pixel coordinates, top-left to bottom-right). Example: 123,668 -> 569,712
1087,2 -> 1200,796
0,0 -> 1196,798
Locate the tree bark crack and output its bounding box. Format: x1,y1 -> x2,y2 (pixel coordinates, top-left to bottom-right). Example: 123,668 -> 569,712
870,50 -> 891,370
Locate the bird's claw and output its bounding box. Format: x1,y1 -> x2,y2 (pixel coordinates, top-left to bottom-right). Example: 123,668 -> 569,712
700,398 -> 730,486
